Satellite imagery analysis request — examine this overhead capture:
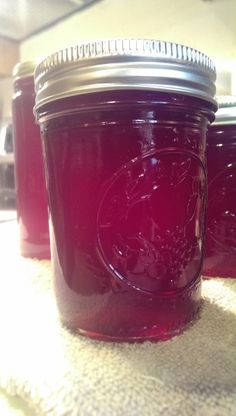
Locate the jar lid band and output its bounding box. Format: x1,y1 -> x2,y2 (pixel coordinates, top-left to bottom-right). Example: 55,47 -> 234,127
213,96 -> 236,125
34,39 -> 217,110
13,60 -> 38,80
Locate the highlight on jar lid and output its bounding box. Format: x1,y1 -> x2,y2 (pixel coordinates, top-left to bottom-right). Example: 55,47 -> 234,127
213,95 -> 236,125
34,39 -> 217,110
12,60 -> 38,81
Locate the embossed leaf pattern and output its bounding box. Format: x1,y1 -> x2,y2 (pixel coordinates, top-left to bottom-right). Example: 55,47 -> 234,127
97,152 -> 205,293
207,163 -> 236,252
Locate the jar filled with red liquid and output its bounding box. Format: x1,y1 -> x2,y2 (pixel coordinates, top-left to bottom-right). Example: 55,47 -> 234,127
35,40 -> 216,341
12,61 -> 50,259
203,97 -> 236,278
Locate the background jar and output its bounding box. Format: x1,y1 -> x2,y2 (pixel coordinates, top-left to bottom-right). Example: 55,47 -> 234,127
203,97 -> 236,278
35,39 -> 217,341
12,61 -> 50,259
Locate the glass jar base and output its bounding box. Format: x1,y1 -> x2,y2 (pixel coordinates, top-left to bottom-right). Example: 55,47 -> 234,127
203,255 -> 236,278
20,241 -> 51,260
59,280 -> 202,343
63,311 -> 200,343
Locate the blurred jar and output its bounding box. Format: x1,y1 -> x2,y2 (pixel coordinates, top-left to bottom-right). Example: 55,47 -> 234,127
0,122 -> 16,209
12,61 -> 50,259
204,97 -> 236,277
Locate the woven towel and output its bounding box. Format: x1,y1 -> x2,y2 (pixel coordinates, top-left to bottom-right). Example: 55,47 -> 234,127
0,220 -> 236,416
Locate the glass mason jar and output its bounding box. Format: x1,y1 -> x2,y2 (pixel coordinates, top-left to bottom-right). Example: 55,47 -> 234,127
203,97 -> 236,278
35,40 -> 217,341
12,61 -> 50,259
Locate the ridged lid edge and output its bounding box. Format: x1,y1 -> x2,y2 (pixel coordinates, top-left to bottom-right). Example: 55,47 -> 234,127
35,39 -> 216,80
34,39 -> 217,111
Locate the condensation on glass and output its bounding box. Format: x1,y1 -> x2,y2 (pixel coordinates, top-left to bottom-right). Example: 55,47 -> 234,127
34,39 -> 217,341
203,96 -> 236,278
12,61 -> 50,259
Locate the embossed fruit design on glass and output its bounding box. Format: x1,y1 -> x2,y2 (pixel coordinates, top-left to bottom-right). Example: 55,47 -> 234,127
203,97 -> 236,278
35,40 -> 217,341
12,62 -> 50,259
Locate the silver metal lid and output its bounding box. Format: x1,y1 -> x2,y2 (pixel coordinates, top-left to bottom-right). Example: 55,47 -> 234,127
34,39 -> 217,110
213,96 -> 236,125
13,60 -> 38,80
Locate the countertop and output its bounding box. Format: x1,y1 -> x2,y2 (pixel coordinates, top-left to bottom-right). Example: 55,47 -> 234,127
0,213 -> 236,416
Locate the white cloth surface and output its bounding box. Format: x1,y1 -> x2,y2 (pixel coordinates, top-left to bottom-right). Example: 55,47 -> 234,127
0,220 -> 236,416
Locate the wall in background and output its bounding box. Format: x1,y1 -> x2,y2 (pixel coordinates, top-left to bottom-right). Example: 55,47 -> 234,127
20,0 -> 236,60
0,78 -> 13,121
20,0 -> 236,95
0,37 -> 19,77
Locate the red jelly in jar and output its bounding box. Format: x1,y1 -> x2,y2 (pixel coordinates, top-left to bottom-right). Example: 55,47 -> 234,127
12,61 -> 50,259
203,97 -> 236,277
35,40 -> 216,341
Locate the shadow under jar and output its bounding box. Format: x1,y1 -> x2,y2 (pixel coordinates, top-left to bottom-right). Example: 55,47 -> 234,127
35,39 -> 217,341
203,97 -> 236,278
12,61 -> 50,259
